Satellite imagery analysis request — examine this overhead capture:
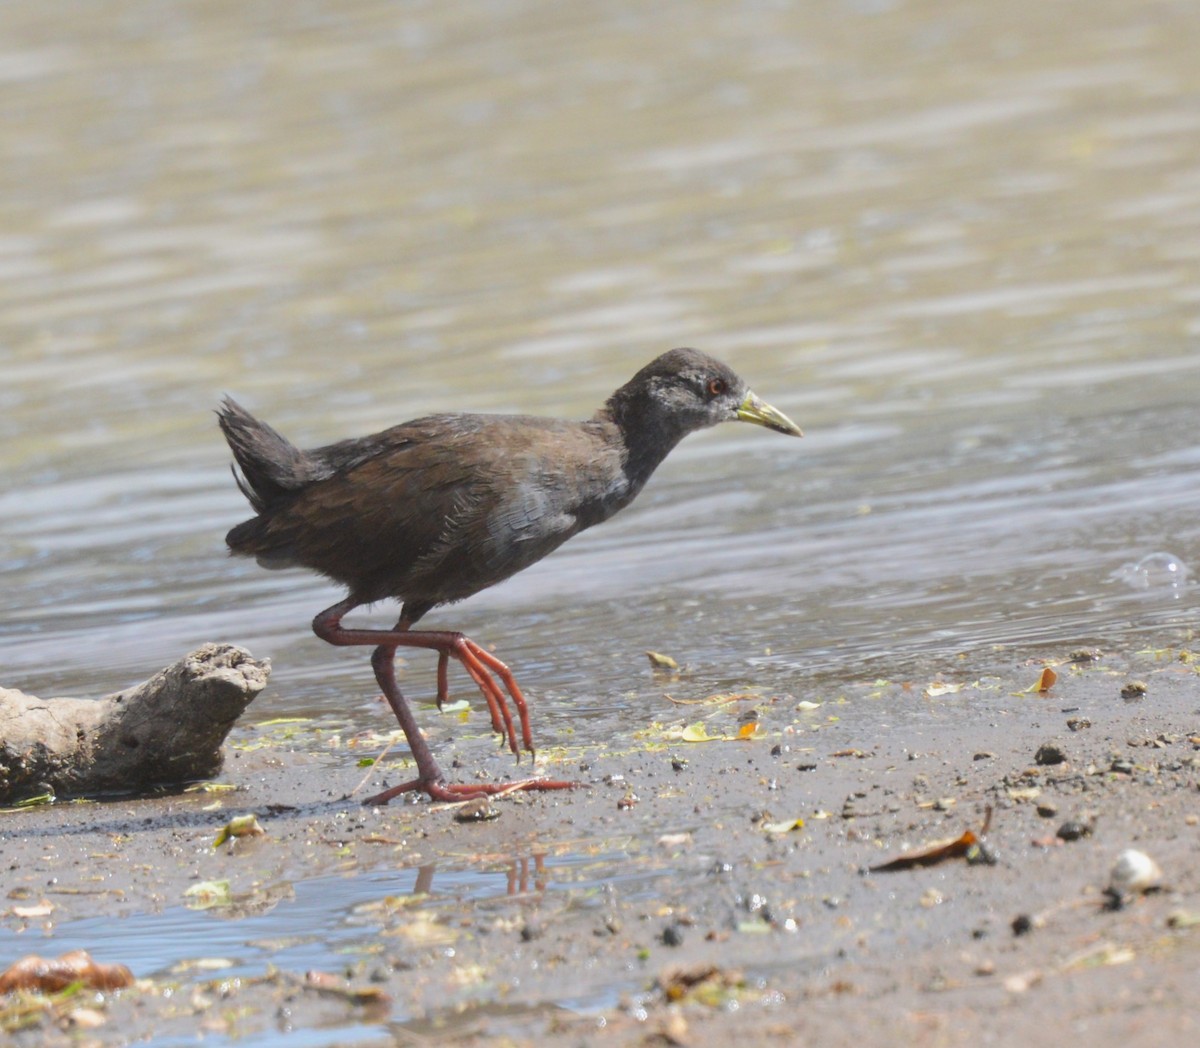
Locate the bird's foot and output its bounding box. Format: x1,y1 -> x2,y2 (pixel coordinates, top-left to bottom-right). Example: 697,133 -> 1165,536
362,775 -> 578,807
437,635 -> 536,760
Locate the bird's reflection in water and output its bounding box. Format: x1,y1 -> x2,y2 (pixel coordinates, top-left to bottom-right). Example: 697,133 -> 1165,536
406,852 -> 550,899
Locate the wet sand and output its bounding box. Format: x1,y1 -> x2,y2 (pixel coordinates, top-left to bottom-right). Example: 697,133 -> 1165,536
3,641 -> 1199,1045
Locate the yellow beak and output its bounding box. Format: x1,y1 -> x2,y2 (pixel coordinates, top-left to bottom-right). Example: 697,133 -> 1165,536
736,392 -> 803,437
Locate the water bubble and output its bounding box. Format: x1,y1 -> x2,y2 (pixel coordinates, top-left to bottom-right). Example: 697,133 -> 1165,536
1116,551 -> 1190,591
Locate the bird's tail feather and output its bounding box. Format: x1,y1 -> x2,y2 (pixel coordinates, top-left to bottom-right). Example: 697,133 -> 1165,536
216,397 -> 312,514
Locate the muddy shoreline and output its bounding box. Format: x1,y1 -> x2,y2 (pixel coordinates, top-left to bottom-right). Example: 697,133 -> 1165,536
3,642 -> 1199,1045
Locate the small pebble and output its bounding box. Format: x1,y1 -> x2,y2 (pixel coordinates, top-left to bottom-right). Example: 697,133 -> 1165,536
1121,681 -> 1148,701
1056,820 -> 1090,841
1035,743 -> 1067,766
967,842 -> 999,866
1011,914 -> 1035,936
660,922 -> 685,947
595,915 -> 621,936
1109,848 -> 1162,894
454,799 -> 500,823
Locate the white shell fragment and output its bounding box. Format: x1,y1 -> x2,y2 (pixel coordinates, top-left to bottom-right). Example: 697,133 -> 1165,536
1109,849 -> 1163,894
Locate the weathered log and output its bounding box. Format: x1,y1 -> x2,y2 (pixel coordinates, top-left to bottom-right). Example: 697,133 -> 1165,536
0,643 -> 269,804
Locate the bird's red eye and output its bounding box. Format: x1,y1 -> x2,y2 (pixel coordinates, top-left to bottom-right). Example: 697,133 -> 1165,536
707,377 -> 727,397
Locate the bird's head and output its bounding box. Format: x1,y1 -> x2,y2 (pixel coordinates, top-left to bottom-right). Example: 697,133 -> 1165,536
609,347 -> 803,443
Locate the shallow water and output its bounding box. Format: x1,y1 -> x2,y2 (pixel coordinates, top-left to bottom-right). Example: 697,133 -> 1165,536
36,853 -> 643,984
2,0 -> 1199,1029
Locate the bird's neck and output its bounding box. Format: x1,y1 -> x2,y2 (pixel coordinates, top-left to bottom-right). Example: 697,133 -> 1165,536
594,397 -> 688,492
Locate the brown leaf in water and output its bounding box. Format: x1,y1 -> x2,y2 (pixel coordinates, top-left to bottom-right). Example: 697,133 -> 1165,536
871,830 -> 979,872
1016,667 -> 1058,694
656,963 -> 744,1004
870,808 -> 995,872
304,970 -> 392,1008
0,950 -> 133,994
646,651 -> 679,670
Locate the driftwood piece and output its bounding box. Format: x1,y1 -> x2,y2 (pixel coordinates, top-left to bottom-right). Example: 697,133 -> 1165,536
0,643 -> 269,804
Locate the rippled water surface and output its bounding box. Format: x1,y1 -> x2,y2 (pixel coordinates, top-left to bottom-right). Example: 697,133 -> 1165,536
2,0 -> 1199,1020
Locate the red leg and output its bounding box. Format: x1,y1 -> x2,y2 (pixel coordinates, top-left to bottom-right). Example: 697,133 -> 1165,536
435,650 -> 450,711
318,605 -> 519,754
312,599 -> 577,804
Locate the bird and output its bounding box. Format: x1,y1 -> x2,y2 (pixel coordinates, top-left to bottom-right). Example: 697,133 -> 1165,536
218,348 -> 802,804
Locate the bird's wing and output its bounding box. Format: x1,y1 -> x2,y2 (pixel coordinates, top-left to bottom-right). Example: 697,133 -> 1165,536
250,415 -> 622,607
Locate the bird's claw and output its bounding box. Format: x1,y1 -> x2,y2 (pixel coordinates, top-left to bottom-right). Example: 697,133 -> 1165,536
363,775 -> 578,806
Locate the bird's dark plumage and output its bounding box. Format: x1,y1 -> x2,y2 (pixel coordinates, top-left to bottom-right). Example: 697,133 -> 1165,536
219,348 -> 801,803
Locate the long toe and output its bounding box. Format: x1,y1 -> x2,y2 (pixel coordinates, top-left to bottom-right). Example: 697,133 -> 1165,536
425,777 -> 579,802
362,776 -> 578,806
